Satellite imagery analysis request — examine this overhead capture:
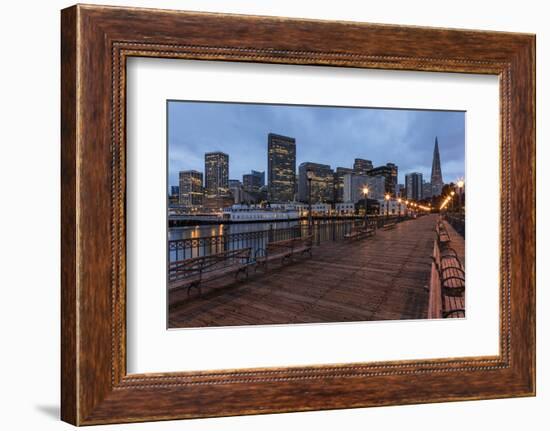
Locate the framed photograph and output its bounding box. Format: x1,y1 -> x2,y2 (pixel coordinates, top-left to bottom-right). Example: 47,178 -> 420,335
61,4 -> 535,425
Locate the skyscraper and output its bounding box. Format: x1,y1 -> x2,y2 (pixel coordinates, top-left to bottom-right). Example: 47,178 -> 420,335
343,174 -> 385,202
430,137 -> 444,197
267,133 -> 296,202
353,158 -> 373,175
405,172 -> 423,201
179,170 -> 203,207
367,163 -> 398,196
334,167 -> 353,202
243,170 -> 265,193
204,152 -> 229,197
229,179 -> 244,204
298,162 -> 334,203
422,180 -> 432,199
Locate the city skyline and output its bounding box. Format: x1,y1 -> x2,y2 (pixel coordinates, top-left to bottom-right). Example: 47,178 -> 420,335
168,101 -> 465,189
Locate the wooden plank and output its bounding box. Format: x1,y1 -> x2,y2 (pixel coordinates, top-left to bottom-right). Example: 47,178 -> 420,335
169,214 -> 438,327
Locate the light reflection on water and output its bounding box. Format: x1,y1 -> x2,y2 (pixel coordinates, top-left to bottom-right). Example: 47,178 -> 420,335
168,220 -> 301,241
167,219 -> 362,262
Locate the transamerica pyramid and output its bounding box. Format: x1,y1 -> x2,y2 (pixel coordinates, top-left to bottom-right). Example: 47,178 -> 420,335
430,137 -> 444,197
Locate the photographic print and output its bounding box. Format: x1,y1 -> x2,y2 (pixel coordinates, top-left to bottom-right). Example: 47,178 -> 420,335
167,101 -> 466,328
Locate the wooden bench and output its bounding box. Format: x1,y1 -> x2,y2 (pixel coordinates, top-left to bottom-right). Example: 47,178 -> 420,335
344,224 -> 376,241
433,241 -> 465,297
443,295 -> 465,318
168,247 -> 252,296
255,235 -> 313,271
383,222 -> 396,230
428,239 -> 465,319
435,219 -> 451,247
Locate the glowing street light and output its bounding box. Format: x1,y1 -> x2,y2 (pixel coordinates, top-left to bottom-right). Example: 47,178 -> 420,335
362,186 -> 369,224
457,179 -> 465,214
306,169 -> 314,234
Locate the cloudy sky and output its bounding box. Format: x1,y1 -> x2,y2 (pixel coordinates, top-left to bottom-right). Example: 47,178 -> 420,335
168,101 -> 465,188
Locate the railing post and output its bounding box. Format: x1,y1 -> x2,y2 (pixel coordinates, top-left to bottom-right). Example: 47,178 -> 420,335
316,221 -> 320,246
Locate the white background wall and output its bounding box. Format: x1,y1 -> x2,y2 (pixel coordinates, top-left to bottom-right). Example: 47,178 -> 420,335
0,0 -> 546,429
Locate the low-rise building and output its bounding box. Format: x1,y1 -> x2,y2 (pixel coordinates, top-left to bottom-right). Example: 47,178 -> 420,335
335,202 -> 355,215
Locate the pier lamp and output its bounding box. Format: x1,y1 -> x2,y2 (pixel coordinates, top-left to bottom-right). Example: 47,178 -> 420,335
457,179 -> 465,214
362,186 -> 369,225
306,169 -> 314,233
397,197 -> 402,217
450,189 -> 457,212
384,193 -> 391,221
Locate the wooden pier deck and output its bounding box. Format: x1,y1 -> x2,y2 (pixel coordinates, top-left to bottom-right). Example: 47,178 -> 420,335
168,214 -> 440,328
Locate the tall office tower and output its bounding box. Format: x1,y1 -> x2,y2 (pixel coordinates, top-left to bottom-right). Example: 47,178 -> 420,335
267,133 -> 296,203
334,167 -> 354,202
170,185 -> 179,199
405,172 -> 423,201
353,158 -> 373,175
430,137 -> 444,197
179,170 -> 203,207
367,162 -> 398,196
298,162 -> 335,204
229,179 -> 244,204
396,183 -> 405,198
242,170 -> 265,193
252,170 -> 265,188
204,152 -> 229,197
422,180 -> 432,199
343,174 -> 385,203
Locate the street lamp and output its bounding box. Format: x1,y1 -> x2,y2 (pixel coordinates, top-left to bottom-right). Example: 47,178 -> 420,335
384,193 -> 391,222
306,169 -> 314,234
457,179 -> 465,214
362,186 -> 369,227
397,197 -> 402,217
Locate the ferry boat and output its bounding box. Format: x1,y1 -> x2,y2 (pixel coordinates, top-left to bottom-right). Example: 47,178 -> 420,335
223,204 -> 300,222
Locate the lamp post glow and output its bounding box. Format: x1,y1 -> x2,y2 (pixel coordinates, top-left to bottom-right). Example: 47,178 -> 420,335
306,169 -> 314,234
362,186 -> 369,227
384,193 -> 391,222
457,179 -> 465,214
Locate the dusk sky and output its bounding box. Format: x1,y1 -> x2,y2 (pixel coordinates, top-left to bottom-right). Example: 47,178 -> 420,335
168,101 -> 465,188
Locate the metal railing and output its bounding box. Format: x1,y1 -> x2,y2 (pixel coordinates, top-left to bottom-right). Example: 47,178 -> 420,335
444,212 -> 465,238
168,215 -> 409,262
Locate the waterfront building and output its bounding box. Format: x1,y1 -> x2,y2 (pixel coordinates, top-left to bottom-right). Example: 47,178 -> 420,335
334,167 -> 353,203
353,158 -> 373,175
422,180 -> 432,199
335,202 -> 355,215
204,151 -> 229,197
229,179 -> 244,204
343,174 -> 385,203
203,194 -> 234,211
298,162 -> 334,204
405,172 -> 423,201
243,170 -> 265,193
430,137 -> 444,197
179,170 -> 203,207
267,133 -> 296,203
367,163 -> 398,196
378,199 -> 406,216
170,185 -> 179,198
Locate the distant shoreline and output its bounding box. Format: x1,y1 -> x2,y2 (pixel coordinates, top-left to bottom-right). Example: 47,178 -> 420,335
168,215 -> 365,228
